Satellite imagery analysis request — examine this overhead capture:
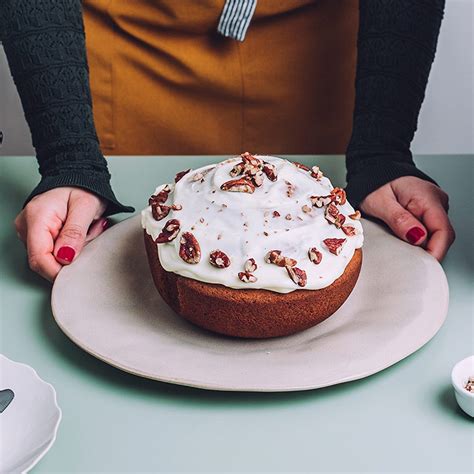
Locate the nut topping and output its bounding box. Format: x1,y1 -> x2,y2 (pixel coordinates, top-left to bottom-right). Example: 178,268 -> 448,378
175,169 -> 191,182
272,210 -> 281,218
308,247 -> 323,264
244,258 -> 257,273
310,166 -> 323,180
179,232 -> 201,264
310,195 -> 332,208
151,203 -> 170,221
330,187 -> 347,205
238,271 -> 257,283
264,250 -> 297,267
285,180 -> 296,197
221,177 -> 256,194
349,210 -> 361,220
293,162 -> 311,172
325,203 -> 346,228
230,161 -> 245,177
253,170 -> 265,187
155,219 -> 181,243
149,184 -> 171,205
262,162 -> 278,181
171,204 -> 183,211
286,266 -> 307,287
209,250 -> 231,268
341,225 -> 357,237
301,204 -> 312,213
323,238 -> 346,255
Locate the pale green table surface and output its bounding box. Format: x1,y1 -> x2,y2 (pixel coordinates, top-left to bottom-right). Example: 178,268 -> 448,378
0,155 -> 473,474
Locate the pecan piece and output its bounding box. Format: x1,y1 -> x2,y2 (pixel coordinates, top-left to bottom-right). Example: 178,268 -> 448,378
349,210 -> 361,220
285,180 -> 296,197
244,258 -> 257,273
230,161 -> 245,177
175,169 -> 191,183
286,266 -> 307,287
262,161 -> 278,181
341,225 -> 357,237
149,184 -> 171,205
264,250 -> 297,267
310,195 -> 332,208
179,232 -> 201,264
238,271 -> 257,283
308,247 -> 323,264
252,170 -> 265,187
330,187 -> 347,205
151,203 -> 170,221
155,219 -> 181,243
171,204 -> 183,211
325,203 -> 346,228
241,152 -> 262,169
293,161 -> 311,172
272,210 -> 280,218
301,204 -> 312,213
221,177 -> 255,193
209,250 -> 231,268
323,238 -> 346,255
310,166 -> 324,180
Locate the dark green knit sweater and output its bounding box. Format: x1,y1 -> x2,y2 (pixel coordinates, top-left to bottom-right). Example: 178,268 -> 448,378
0,0 -> 444,213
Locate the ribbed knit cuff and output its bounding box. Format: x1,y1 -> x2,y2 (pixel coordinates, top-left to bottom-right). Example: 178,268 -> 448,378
345,159 -> 438,210
24,173 -> 135,217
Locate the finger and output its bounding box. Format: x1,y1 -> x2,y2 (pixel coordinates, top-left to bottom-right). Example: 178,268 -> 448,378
26,220 -> 63,282
54,202 -> 100,265
85,218 -> 109,243
420,205 -> 455,261
14,212 -> 27,242
368,195 -> 427,245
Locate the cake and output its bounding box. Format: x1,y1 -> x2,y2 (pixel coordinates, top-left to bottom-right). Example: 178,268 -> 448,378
142,153 -> 363,338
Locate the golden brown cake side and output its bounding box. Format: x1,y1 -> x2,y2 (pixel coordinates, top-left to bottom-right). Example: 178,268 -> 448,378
144,231 -> 362,338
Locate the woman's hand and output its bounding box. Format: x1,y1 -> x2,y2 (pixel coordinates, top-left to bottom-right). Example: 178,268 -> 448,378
360,176 -> 455,261
14,187 -> 108,281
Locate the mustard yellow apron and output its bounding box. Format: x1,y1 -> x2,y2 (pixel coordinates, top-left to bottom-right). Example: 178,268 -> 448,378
83,0 -> 358,155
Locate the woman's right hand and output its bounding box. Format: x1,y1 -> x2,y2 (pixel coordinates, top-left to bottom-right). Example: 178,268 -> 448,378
14,187 -> 108,282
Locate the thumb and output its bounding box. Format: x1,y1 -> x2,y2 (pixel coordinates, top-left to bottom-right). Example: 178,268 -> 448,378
54,202 -> 100,265
371,197 -> 428,246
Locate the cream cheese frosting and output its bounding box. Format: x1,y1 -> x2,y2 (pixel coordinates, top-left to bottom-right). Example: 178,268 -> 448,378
141,155 -> 363,294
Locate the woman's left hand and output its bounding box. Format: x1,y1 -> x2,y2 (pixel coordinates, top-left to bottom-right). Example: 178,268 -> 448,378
359,176 -> 455,261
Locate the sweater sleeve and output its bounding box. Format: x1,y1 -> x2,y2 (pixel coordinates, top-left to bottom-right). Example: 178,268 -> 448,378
345,0 -> 445,209
0,0 -> 134,216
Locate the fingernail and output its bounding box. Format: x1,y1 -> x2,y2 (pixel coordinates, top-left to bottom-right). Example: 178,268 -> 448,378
406,227 -> 425,244
57,246 -> 76,262
101,218 -> 110,230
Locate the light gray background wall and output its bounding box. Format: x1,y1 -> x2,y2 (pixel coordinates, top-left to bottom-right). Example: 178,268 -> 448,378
0,0 -> 472,156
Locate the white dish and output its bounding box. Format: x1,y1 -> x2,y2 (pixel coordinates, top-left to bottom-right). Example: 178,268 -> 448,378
0,355 -> 61,473
52,215 -> 449,392
451,355 -> 474,417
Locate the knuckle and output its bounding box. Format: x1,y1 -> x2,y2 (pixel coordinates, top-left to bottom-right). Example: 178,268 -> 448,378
61,224 -> 85,241
392,210 -> 412,228
28,256 -> 42,273
406,196 -> 426,214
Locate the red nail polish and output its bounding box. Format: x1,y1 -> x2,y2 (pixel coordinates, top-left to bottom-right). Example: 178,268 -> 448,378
57,246 -> 76,262
406,227 -> 425,244
101,218 -> 110,229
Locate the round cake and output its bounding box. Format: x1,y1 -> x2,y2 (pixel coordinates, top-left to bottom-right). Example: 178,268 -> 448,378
142,153 -> 363,338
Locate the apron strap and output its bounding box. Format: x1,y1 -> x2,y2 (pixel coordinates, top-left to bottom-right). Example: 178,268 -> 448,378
217,0 -> 258,41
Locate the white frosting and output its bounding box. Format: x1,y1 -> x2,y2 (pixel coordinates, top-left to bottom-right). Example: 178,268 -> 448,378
141,156 -> 363,294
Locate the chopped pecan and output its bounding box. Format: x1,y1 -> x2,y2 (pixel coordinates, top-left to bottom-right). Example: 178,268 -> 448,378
310,166 -> 324,180
293,162 -> 311,172
252,170 -> 265,187
349,210 -> 361,220
310,195 -> 332,208
151,203 -> 170,221
341,225 -> 357,237
323,238 -> 346,255
264,250 -> 297,267
308,247 -> 323,264
325,203 -> 346,228
209,250 -> 231,268
179,232 -> 201,264
302,204 -> 312,214
238,271 -> 257,283
244,258 -> 257,273
171,204 -> 183,211
241,152 -> 262,169
221,177 -> 255,193
272,210 -> 281,218
286,266 -> 307,287
230,161 -> 245,177
155,219 -> 181,243
149,184 -> 171,205
175,169 -> 191,183
262,161 -> 278,181
330,187 -> 347,205
285,180 -> 296,197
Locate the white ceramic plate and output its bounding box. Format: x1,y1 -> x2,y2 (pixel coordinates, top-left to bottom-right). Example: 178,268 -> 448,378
52,216 -> 449,392
0,355 -> 61,473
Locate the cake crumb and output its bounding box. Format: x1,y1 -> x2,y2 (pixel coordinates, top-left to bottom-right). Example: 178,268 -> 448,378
263,231 -> 269,236
465,376 -> 474,392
